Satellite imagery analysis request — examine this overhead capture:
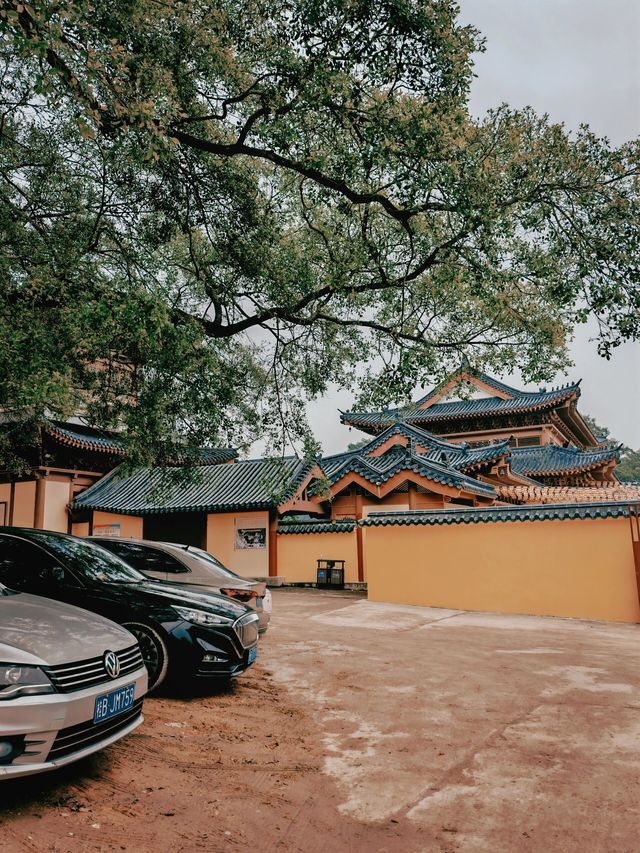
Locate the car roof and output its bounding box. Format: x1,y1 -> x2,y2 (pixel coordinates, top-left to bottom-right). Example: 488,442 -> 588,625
0,527 -> 92,547
90,536 -> 192,554
90,538 -> 231,563
0,526 -> 74,539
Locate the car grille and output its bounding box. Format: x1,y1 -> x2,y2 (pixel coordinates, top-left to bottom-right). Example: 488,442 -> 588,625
48,700 -> 143,761
234,613 -> 259,649
44,644 -> 144,693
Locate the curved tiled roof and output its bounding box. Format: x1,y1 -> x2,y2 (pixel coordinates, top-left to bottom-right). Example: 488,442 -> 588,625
319,445 -> 496,497
46,421 -> 238,465
46,421 -> 126,455
415,369 -> 523,406
74,457 -> 310,515
278,520 -> 356,534
510,445 -> 619,477
445,442 -> 511,472
360,501 -> 638,527
323,423 -> 507,478
359,422 -> 470,455
496,484 -> 640,504
341,384 -> 580,430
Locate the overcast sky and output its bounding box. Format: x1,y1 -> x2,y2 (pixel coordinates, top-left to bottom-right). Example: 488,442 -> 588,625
268,2 -> 640,455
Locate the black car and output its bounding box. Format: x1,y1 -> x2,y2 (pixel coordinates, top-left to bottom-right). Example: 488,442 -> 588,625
0,528 -> 259,690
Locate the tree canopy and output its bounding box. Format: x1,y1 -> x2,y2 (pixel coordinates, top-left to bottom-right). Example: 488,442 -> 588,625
1,0 -> 639,467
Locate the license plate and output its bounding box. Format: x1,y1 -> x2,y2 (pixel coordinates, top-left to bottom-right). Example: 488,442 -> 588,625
93,683 -> 135,724
248,646 -> 258,665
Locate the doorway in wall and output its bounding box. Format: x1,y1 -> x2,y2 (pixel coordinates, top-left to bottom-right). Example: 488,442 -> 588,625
143,513 -> 206,547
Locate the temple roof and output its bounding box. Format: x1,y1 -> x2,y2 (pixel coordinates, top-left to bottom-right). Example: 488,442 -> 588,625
341,382 -> 581,431
47,421 -> 126,456
324,419 -> 618,495
319,442 -> 496,498
278,519 -> 357,534
74,457 -> 310,515
46,421 -> 238,465
415,370 -> 526,407
510,445 -> 620,478
324,422 -> 509,479
496,483 -> 640,505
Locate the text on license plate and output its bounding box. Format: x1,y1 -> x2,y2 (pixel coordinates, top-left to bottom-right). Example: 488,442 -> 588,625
94,683 -> 135,723
248,646 -> 258,665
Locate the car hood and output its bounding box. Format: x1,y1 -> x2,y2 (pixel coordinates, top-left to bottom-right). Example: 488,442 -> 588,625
0,591 -> 136,667
134,581 -> 251,621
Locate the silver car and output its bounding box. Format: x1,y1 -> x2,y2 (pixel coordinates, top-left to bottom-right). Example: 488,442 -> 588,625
89,538 -> 272,632
0,584 -> 148,779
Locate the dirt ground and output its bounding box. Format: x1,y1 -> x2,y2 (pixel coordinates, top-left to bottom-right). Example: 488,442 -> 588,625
1,588 -> 640,852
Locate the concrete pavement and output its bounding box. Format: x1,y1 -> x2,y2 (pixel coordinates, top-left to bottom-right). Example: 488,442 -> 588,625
268,588 -> 640,852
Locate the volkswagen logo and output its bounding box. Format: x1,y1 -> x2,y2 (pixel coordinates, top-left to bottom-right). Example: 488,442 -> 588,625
104,650 -> 121,679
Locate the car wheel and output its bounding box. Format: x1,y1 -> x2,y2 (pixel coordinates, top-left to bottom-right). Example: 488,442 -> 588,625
122,621 -> 169,691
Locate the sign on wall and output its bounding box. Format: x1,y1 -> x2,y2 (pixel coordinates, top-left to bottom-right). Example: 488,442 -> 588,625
235,527 -> 266,549
93,523 -> 121,537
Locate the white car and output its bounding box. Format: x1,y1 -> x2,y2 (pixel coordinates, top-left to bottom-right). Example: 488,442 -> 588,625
0,583 -> 148,778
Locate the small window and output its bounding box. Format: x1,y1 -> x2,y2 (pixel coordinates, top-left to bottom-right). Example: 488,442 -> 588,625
517,436 -> 541,447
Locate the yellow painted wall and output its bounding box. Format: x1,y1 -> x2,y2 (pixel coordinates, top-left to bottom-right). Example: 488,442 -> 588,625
277,530 -> 359,583
206,511 -> 270,577
364,516 -> 640,623
93,511 -> 143,540
71,521 -> 90,537
43,479 -> 70,533
12,481 -> 36,527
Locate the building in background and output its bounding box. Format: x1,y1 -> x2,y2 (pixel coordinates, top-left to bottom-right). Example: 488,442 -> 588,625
0,364 -> 638,596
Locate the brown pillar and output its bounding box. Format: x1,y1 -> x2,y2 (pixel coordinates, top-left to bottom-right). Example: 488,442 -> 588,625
354,493 -> 365,582
8,481 -> 15,526
34,475 -> 46,529
268,511 -> 278,577
408,482 -> 417,510
629,505 -> 640,608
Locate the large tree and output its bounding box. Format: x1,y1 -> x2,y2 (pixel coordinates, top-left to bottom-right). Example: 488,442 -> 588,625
1,0 -> 638,467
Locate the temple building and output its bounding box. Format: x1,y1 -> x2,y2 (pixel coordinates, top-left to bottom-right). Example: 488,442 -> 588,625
341,364 -> 624,492
0,364 -> 638,593
0,417 -> 236,531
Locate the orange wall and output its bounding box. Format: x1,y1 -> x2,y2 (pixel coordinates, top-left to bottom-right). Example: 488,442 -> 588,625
364,516 -> 640,623
0,483 -> 11,524
93,511 -> 144,539
206,511 -> 270,577
12,481 -> 36,527
43,479 -> 70,533
277,530 -> 359,583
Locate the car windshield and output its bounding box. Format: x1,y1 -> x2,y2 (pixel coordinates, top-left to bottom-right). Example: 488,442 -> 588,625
29,532 -> 146,584
185,547 -> 245,580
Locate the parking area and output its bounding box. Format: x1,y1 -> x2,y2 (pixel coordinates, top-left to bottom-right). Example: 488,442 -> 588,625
2,588 -> 640,851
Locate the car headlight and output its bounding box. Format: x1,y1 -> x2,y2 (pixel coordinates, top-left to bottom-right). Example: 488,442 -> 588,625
0,665 -> 55,700
173,606 -> 234,626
